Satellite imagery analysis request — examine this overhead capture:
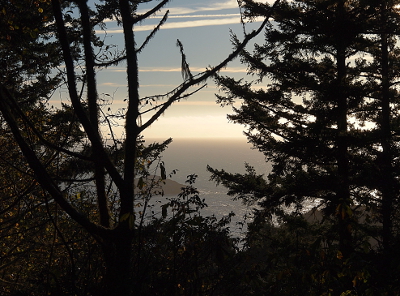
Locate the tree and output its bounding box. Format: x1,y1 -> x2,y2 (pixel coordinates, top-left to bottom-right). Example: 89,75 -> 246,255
209,0 -> 400,293
0,0 -> 89,293
0,0 -> 61,104
0,0 -> 276,294
358,0 -> 400,283
211,0 -> 374,256
130,175 -> 238,295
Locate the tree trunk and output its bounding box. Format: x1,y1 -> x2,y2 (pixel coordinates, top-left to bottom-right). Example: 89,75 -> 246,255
102,229 -> 133,296
379,0 -> 394,268
335,0 -> 353,258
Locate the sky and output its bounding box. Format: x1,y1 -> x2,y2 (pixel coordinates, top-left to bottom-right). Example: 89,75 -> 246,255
90,0 -> 269,139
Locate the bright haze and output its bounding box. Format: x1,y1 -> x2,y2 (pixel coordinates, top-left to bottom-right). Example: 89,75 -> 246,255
92,0 -> 268,139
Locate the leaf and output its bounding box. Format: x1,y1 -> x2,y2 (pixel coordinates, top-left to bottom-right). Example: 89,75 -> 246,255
128,214 -> 134,230
137,177 -> 145,189
120,213 -> 130,222
345,205 -> 353,217
29,30 -> 37,38
161,204 -> 168,218
160,162 -> 166,180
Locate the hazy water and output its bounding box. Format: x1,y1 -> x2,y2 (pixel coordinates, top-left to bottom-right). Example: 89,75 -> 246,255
146,138 -> 271,236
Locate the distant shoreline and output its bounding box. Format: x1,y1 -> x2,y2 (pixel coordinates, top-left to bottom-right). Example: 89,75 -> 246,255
145,137 -> 247,142
134,175 -> 185,196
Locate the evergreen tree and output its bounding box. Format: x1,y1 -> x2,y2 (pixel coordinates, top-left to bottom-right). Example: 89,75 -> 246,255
210,0 -> 400,292
0,0 -> 274,294
210,0 -> 374,257
358,0 -> 400,282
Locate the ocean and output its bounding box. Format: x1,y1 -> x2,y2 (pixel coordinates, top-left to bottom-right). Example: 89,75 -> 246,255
145,138 -> 270,236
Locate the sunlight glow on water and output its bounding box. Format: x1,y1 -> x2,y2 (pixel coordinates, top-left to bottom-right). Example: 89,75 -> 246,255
145,138 -> 269,236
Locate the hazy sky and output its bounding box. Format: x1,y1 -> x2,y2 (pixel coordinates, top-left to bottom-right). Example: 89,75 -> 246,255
92,0 -> 268,139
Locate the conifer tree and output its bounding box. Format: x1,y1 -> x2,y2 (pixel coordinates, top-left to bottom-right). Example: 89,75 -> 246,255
359,0 -> 400,270
208,0 -> 400,292
209,0 -> 376,258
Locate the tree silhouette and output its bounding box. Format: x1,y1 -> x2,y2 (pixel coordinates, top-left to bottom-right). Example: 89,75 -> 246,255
0,0 -> 277,294
210,0 -> 400,258
209,0 -> 400,293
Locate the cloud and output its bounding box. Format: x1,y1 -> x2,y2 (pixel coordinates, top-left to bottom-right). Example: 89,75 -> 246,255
171,101 -> 216,106
160,13 -> 240,19
139,17 -> 243,31
101,13 -> 241,24
139,66 -> 248,73
106,66 -> 247,73
141,114 -> 245,138
96,1 -> 264,33
139,0 -> 276,16
136,0 -> 239,16
97,16 -> 245,33
101,82 -> 123,87
139,84 -> 181,87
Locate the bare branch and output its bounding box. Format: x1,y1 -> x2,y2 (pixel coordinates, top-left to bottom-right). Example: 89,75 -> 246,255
94,54 -> 127,67
52,0 -> 125,193
3,88 -> 91,161
139,84 -> 207,116
78,0 -> 110,228
136,10 -> 169,54
0,85 -> 110,239
139,13 -> 274,133
133,0 -> 170,24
